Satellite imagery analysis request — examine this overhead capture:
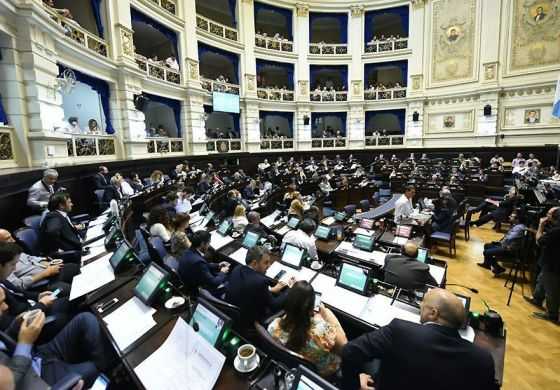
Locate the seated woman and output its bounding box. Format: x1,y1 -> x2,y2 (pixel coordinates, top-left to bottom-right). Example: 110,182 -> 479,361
148,206 -> 172,242
169,213 -> 191,258
267,281 -> 347,378
232,205 -> 249,234
147,170 -> 165,187
288,193 -> 304,219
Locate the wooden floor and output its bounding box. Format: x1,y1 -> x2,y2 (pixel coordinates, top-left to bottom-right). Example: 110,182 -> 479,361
432,222 -> 560,390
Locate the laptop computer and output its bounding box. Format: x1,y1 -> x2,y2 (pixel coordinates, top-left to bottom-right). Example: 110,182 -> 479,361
133,263 -> 170,306
109,241 -> 140,273
189,298 -> 231,347
287,216 -> 301,229
353,234 -> 375,252
241,231 -> 260,249
395,225 -> 412,238
314,225 -> 332,241
191,211 -> 215,232
334,211 -> 347,222
336,262 -> 370,295
416,247 -> 429,263
216,219 -> 233,236
280,243 -> 306,270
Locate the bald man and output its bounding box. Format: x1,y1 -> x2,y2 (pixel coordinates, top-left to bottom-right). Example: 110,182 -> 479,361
383,242 -> 437,290
341,288 -> 497,390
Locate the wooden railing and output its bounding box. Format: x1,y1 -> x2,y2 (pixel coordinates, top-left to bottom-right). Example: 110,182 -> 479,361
310,91 -> 348,102
364,87 -> 407,100
365,38 -> 408,53
196,14 -> 238,42
41,3 -> 108,57
146,137 -> 184,154
201,78 -> 240,95
260,139 -> 294,150
0,126 -> 15,162
66,134 -> 116,157
206,139 -> 242,153
255,34 -> 293,52
257,88 -> 294,101
144,0 -> 178,15
311,138 -> 347,148
135,54 -> 181,85
309,43 -> 348,55
365,135 -> 404,147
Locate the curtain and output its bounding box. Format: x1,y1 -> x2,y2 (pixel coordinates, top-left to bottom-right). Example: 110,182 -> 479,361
254,2 -> 293,40
90,0 -> 104,38
143,93 -> 182,137
197,43 -> 240,84
364,60 -> 408,86
0,94 -> 7,125
364,5 -> 409,44
130,8 -> 178,56
311,112 -> 347,135
58,64 -> 114,134
310,65 -> 348,90
259,110 -> 294,135
228,0 -> 237,28
365,109 -> 405,134
256,59 -> 294,89
309,12 -> 348,43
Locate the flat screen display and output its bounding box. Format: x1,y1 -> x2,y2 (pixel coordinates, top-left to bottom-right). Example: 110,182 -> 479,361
417,248 -> 428,263
334,211 -> 347,222
242,231 -> 260,249
189,302 -> 226,346
337,263 -> 368,294
359,219 -> 374,230
109,242 -> 130,270
217,220 -> 231,236
281,244 -> 305,269
315,225 -> 331,240
287,217 -> 300,229
353,234 -> 374,252
212,92 -> 240,114
134,264 -> 167,304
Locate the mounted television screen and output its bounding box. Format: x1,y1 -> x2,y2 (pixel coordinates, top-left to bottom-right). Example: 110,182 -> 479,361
212,92 -> 240,114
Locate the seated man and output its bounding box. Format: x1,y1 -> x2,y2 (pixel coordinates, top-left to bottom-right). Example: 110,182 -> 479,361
39,193 -> 83,263
394,185 -> 415,224
178,231 -> 230,296
0,287 -> 107,388
243,180 -> 258,200
341,288 -> 497,390
0,229 -> 79,293
478,211 -> 526,275
94,166 -> 110,190
384,242 -> 437,290
27,169 -> 60,213
470,188 -> 520,229
101,175 -> 123,205
282,219 -> 318,261
225,247 -> 290,328
244,211 -> 267,238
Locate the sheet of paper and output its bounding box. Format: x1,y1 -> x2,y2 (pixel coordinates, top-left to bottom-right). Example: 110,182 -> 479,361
229,247 -> 248,265
359,294 -> 421,327
261,211 -> 281,228
85,224 -> 105,242
265,262 -> 317,283
134,318 -> 226,390
392,236 -> 408,246
428,264 -> 446,286
88,215 -> 108,227
81,241 -> 107,262
69,254 -> 115,300
310,273 -> 337,294
322,286 -> 369,318
334,242 -> 386,266
103,296 -> 157,351
459,325 -> 476,343
353,227 -> 375,237
209,231 -> 234,250
275,225 -> 290,236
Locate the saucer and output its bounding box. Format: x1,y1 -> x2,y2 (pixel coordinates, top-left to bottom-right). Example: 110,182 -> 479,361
234,354 -> 260,373
310,261 -> 323,270
164,296 -> 185,310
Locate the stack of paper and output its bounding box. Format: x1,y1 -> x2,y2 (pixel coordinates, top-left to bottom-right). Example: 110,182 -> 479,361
85,224 -> 105,241
229,247 -> 248,265
209,231 -> 234,250
275,225 -> 290,236
69,254 -> 115,300
359,294 -> 421,327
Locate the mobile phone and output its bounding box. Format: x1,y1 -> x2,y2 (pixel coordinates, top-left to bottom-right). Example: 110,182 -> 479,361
314,292 -> 322,312
51,288 -> 61,298
274,270 -> 287,280
90,374 -> 110,390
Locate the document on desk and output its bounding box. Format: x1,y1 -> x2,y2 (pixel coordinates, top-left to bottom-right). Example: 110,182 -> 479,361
266,262 -> 317,283
353,227 -> 375,237
275,225 -> 290,236
70,254 -> 115,300
81,239 -> 107,262
229,247 -> 248,264
88,215 -> 108,227
322,286 -> 369,318
209,231 -> 234,250
334,241 -> 386,266
428,264 -> 446,286
261,211 -> 281,228
85,223 -> 105,242
392,236 -> 408,246
135,318 -> 225,390
103,296 -> 157,351
359,294 -> 421,327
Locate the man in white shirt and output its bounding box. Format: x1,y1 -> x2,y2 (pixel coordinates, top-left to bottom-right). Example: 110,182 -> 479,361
165,56 -> 179,71
527,153 -> 540,167
27,169 -> 59,212
394,185 -> 416,224
281,219 -> 318,261
511,153 -> 525,168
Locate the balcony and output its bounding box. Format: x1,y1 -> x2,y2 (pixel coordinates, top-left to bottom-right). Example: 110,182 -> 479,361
41,3 -> 108,57
206,139 -> 242,153
309,43 -> 348,56
364,87 -> 407,101
257,88 -> 294,102
144,0 -> 178,16
311,137 -> 347,148
365,135 -> 404,147
146,137 -> 184,154
310,90 -> 348,102
135,54 -> 181,85
66,134 -> 116,157
365,38 -> 408,54
201,78 -> 240,95
196,14 -> 238,42
255,34 -> 293,53
260,139 -> 294,150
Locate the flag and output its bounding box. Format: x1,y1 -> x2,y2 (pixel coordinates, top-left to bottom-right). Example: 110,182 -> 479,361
553,74 -> 560,118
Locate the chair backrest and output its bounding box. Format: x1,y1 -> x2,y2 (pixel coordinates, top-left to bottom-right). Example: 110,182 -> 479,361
344,204 -> 357,216
359,199 -> 370,211
148,236 -> 168,262
14,227 -> 41,256
199,288 -> 241,325
379,188 -> 392,197
23,215 -> 42,232
133,229 -> 152,265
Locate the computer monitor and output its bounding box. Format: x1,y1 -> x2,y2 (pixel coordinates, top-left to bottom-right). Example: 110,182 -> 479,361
103,215 -> 117,233
199,211 -> 215,228
293,365 -> 338,390
280,244 -> 305,269
334,211 -> 347,222
417,247 -> 428,263
134,263 -> 169,305
189,298 -> 230,347
109,242 -> 138,272
287,217 -> 300,229
217,219 -> 232,236
359,218 -> 374,230
314,225 -> 331,240
353,234 -> 375,252
336,262 -> 369,295
242,231 -> 260,249
395,225 -> 412,238
104,226 -> 123,250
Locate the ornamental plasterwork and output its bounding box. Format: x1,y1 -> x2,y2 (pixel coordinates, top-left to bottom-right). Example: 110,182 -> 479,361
351,80 -> 362,96
246,74 -> 256,91
299,80 -> 309,96
296,3 -> 309,17
187,59 -> 199,80
411,0 -> 428,8
120,27 -> 134,57
350,5 -> 364,17
483,62 -> 497,81
411,75 -> 423,90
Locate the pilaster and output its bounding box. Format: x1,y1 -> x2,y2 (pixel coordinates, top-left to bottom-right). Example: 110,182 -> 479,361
349,5 -> 364,101
408,0 -> 425,95
240,0 -> 257,99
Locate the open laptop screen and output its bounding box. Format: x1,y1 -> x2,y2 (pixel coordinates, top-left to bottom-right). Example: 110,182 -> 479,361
242,231 -> 260,249
336,263 -> 369,295
281,244 -> 305,269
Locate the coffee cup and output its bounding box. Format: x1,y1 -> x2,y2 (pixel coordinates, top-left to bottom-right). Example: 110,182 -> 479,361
237,344 -> 257,370
49,259 -> 63,266
23,309 -> 42,325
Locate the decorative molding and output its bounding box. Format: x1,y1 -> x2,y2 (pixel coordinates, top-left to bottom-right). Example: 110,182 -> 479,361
411,74 -> 423,90
351,80 -> 362,96
350,5 -> 364,17
296,3 -> 309,17
187,59 -> 199,80
245,74 -> 256,91
411,0 -> 428,8
241,0 -> 253,3
298,80 -> 309,96
483,62 -> 498,81
118,25 -> 134,57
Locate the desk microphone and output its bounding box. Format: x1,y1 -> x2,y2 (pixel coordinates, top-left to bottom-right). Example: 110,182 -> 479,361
446,283 -> 479,294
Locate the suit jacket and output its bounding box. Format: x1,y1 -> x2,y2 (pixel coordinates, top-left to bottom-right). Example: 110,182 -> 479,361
243,185 -> 255,199
224,198 -> 239,218
384,255 -> 438,290
197,181 -> 210,195
341,319 -> 497,390
102,185 -> 122,204
0,343 -> 47,390
0,280 -> 47,317
178,249 -> 226,294
40,211 -> 82,253
27,180 -> 55,211
94,173 -> 110,190
225,265 -> 285,327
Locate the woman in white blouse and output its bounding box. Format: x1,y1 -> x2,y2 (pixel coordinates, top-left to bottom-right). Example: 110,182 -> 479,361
232,204 -> 249,234
148,206 -> 172,242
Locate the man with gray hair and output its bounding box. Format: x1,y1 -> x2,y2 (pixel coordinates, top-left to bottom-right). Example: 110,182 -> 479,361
27,169 -> 60,212
244,211 -> 267,237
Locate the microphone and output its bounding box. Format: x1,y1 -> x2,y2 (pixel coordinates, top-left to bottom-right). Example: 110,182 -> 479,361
446,283 -> 479,294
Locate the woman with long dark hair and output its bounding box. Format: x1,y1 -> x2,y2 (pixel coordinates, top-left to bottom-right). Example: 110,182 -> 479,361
267,281 -> 347,377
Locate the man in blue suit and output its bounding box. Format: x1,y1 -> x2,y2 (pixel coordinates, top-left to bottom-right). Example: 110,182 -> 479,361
178,231 -> 230,296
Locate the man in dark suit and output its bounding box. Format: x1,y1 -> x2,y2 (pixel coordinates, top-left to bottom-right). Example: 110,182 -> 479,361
384,242 -> 437,290
196,175 -> 211,195
225,247 -> 289,327
94,166 -> 110,190
102,175 -> 123,205
39,193 -> 82,262
178,231 -> 230,296
341,288 -> 497,390
244,211 -> 267,238
243,180 -> 257,200
224,190 -> 240,218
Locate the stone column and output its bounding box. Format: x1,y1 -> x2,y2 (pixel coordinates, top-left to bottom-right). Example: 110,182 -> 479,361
408,0 -> 425,97
406,99 -> 424,147
349,5 -> 364,102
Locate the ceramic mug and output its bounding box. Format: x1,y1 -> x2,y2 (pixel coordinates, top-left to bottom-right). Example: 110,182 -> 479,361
237,344 -> 257,370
